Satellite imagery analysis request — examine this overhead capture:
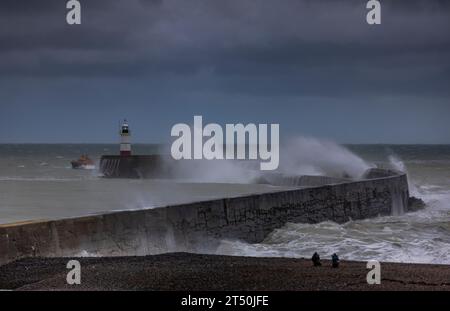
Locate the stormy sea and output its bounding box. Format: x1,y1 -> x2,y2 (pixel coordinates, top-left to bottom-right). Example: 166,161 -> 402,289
0,143 -> 449,264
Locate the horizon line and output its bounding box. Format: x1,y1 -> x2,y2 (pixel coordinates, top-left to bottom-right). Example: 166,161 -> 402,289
1,142 -> 449,146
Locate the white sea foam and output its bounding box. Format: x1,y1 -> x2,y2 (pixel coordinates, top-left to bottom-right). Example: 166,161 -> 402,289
80,165 -> 96,170
215,185 -> 450,264
74,250 -> 100,257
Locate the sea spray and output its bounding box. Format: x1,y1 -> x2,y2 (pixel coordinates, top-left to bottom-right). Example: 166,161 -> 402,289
162,136 -> 373,183
388,154 -> 406,173
388,153 -> 419,196
279,136 -> 373,179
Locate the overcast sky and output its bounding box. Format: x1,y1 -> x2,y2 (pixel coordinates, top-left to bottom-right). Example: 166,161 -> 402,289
0,0 -> 449,143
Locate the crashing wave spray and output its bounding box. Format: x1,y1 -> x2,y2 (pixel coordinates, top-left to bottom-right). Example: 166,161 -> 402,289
279,136 -> 373,179
163,136 -> 374,183
388,154 -> 406,173
388,153 -> 418,197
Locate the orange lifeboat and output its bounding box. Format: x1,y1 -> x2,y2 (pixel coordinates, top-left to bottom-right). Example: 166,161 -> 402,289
71,155 -> 95,169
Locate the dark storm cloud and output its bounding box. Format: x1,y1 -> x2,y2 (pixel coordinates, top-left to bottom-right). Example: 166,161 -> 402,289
0,0 -> 449,97
1,0 -> 450,144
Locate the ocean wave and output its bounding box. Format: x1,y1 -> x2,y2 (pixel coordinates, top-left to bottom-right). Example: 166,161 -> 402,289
216,220 -> 450,264
215,184 -> 450,265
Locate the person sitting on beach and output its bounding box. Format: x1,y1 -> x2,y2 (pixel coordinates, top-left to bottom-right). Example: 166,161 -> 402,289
312,252 -> 322,267
331,253 -> 340,268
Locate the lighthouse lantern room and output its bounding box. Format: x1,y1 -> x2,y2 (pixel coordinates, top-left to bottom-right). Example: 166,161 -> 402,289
120,119 -> 132,156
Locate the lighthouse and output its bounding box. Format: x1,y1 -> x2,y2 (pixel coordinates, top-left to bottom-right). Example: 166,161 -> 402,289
120,119 -> 132,156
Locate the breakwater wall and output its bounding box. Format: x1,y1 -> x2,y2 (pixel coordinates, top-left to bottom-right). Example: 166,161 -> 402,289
0,170 -> 409,265
100,155 -> 171,178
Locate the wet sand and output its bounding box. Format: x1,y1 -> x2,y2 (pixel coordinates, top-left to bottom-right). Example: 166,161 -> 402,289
1,253 -> 449,291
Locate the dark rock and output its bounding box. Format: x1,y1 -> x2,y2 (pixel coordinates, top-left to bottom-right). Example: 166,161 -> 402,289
408,197 -> 426,212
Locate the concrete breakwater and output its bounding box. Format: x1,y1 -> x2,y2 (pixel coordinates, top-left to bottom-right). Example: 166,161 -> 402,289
100,155 -> 170,178
0,169 -> 410,265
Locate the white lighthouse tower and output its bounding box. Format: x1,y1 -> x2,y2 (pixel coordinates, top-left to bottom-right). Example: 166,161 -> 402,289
120,119 -> 132,156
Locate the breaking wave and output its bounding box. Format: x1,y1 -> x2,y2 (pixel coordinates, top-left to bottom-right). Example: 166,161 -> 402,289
164,136 -> 373,183
279,136 -> 373,179
215,184 -> 450,264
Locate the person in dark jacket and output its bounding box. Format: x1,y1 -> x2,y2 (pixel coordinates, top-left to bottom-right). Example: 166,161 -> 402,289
312,252 -> 322,266
331,253 -> 340,268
